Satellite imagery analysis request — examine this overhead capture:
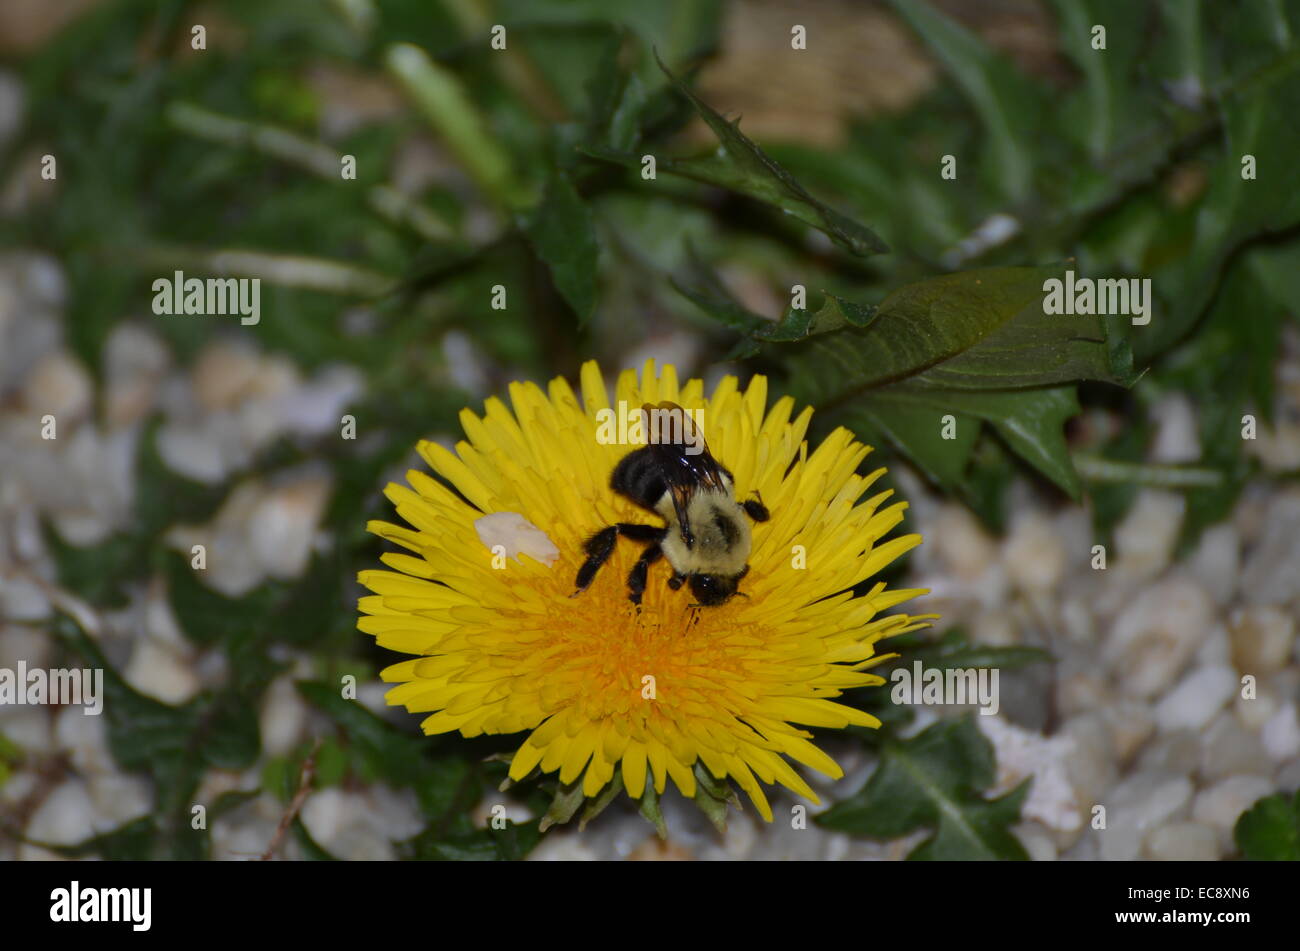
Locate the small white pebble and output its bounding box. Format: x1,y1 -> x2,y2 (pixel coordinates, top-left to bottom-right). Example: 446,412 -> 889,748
1153,664 -> 1236,732
1113,490 -> 1184,581
23,779 -> 95,847
1192,775 -> 1275,851
1229,605 -> 1296,676
122,636 -> 199,704
1003,511 -> 1065,592
1143,821 -> 1220,860
1261,703 -> 1300,762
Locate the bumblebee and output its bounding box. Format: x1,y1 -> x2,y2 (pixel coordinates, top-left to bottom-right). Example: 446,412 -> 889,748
573,401 -> 769,606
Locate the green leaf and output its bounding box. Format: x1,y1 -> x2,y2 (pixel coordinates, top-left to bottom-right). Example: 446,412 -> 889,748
1235,790 -> 1300,860
889,0 -> 1045,202
792,266 -> 1131,394
940,386 -> 1085,498
756,294 -> 879,342
200,692 -> 262,770
400,814 -> 543,861
895,628 -> 1054,673
585,32 -> 649,153
584,54 -> 889,257
385,42 -> 530,208
521,170 -> 600,322
1154,251 -> 1280,548
780,267 -> 1133,497
669,244 -> 768,333
164,553 -> 275,647
842,401 -> 979,493
1248,241 -> 1300,332
1153,58 -> 1300,354
859,384 -> 1085,493
297,681 -> 435,790
818,717 -> 1030,860
1049,0 -> 1156,160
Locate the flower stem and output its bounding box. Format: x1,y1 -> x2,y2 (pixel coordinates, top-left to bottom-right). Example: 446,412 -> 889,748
1072,453 -> 1225,489
384,43 -> 534,211
165,101 -> 454,242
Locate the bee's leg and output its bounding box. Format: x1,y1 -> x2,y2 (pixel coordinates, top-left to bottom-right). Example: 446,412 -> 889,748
667,572 -> 686,590
573,527 -> 617,594
615,523 -> 666,542
626,541 -> 665,605
742,496 -> 770,522
573,523 -> 664,596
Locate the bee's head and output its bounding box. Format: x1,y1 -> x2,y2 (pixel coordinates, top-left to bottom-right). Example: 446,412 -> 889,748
688,572 -> 740,606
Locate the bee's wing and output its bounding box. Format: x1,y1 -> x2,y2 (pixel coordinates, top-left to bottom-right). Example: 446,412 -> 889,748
641,402 -> 727,545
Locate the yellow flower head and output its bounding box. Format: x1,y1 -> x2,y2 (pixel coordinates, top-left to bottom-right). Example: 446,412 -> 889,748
358,360 -> 931,823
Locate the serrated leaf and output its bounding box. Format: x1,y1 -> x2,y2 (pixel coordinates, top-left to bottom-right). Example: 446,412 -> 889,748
521,170 -> 600,322
941,385 -> 1084,498
817,717 -> 1030,860
794,266 -> 1131,394
584,55 -> 889,256
756,294 -> 879,342
906,779 -> 1030,861
781,267 -> 1128,496
1234,790 -> 1300,860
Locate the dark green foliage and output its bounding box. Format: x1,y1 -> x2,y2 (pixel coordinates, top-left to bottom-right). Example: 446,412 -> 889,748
818,717 -> 1031,860
1235,790 -> 1300,861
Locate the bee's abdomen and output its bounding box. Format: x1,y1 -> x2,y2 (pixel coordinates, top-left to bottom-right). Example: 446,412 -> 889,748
712,509 -> 743,545
610,448 -> 667,512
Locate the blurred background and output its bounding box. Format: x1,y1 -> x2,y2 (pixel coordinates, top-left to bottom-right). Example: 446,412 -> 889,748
1,0 -> 1299,861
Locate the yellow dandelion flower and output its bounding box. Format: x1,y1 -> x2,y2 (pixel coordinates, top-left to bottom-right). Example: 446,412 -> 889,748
358,359 -> 934,823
